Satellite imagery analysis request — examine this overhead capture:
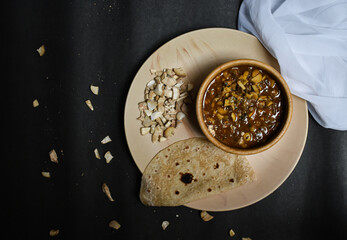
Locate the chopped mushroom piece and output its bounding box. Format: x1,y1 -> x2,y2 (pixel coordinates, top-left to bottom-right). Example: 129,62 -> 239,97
49,149 -> 58,164
41,171 -> 51,178
85,100 -> 94,111
37,45 -> 45,56
101,136 -> 112,144
176,112 -> 186,121
159,136 -> 167,142
90,85 -> 99,95
137,67 -> 193,143
102,183 -> 115,202
161,221 -> 170,230
104,151 -> 114,163
33,99 -> 39,108
109,220 -> 121,230
94,148 -> 101,159
163,127 -> 175,138
229,229 -> 235,237
140,127 -> 150,135
49,229 -> 59,237
173,67 -> 186,77
200,211 -> 214,221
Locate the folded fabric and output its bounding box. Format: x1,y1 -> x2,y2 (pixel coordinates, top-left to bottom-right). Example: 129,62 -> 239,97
238,0 -> 347,130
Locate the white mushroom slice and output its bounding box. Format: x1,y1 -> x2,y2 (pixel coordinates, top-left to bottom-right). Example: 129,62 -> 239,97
94,148 -> 101,159
155,117 -> 164,127
146,79 -> 156,89
160,116 -> 167,124
164,89 -> 173,98
90,85 -> 99,95
144,109 -> 152,117
142,116 -> 152,127
172,87 -> 180,100
162,76 -> 176,87
138,101 -> 147,111
151,111 -> 163,121
179,91 -> 188,98
166,68 -> 175,76
174,79 -> 184,88
164,121 -> 172,128
85,100 -> 94,111
154,76 -> 161,83
104,151 -> 114,164
140,127 -> 150,135
164,127 -> 175,138
173,67 -> 186,77
148,90 -> 156,100
33,99 -> 39,108
154,125 -> 163,135
152,133 -> 159,143
150,124 -> 156,134
187,83 -> 194,91
154,83 -> 164,96
101,136 -> 112,144
147,99 -> 157,111
176,111 -> 186,121
159,136 -> 167,142
160,72 -> 167,80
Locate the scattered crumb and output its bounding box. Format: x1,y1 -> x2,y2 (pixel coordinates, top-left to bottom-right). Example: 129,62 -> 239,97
102,183 -> 115,202
104,151 -> 114,163
101,136 -> 112,144
229,228 -> 235,237
94,148 -> 101,159
85,99 -> 94,111
90,85 -> 99,95
49,149 -> 58,163
161,220 -> 169,230
33,99 -> 39,108
200,211 -> 214,221
37,45 -> 45,56
41,171 -> 51,178
109,220 -> 121,230
49,229 -> 59,237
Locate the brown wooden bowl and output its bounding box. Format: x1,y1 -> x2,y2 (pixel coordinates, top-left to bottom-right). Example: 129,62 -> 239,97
196,59 -> 293,155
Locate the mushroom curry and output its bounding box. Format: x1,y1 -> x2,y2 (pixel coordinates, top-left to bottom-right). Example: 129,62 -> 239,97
202,66 -> 283,149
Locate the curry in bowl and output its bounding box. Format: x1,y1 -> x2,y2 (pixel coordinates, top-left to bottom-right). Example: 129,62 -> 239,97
196,59 -> 293,154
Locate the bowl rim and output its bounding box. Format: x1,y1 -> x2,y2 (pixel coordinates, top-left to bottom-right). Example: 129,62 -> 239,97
196,59 -> 293,155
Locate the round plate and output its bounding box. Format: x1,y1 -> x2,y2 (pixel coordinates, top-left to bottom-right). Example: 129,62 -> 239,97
124,28 -> 308,211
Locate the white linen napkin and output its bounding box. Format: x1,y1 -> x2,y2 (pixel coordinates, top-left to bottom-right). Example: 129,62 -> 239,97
238,0 -> 347,130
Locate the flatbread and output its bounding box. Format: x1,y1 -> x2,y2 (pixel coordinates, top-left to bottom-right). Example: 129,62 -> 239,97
139,137 -> 256,206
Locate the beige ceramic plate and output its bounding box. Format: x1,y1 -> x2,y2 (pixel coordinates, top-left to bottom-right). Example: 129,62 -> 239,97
124,28 -> 308,211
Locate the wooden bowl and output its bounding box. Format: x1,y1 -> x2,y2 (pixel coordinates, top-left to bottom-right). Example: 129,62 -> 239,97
196,59 -> 293,155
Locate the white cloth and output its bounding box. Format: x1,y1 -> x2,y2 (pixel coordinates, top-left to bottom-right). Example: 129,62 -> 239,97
238,0 -> 347,130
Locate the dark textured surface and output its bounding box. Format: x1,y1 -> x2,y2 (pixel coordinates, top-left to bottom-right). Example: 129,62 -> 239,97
8,0 -> 346,239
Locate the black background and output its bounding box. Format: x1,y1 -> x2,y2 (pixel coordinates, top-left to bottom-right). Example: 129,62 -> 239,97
7,0 -> 346,239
